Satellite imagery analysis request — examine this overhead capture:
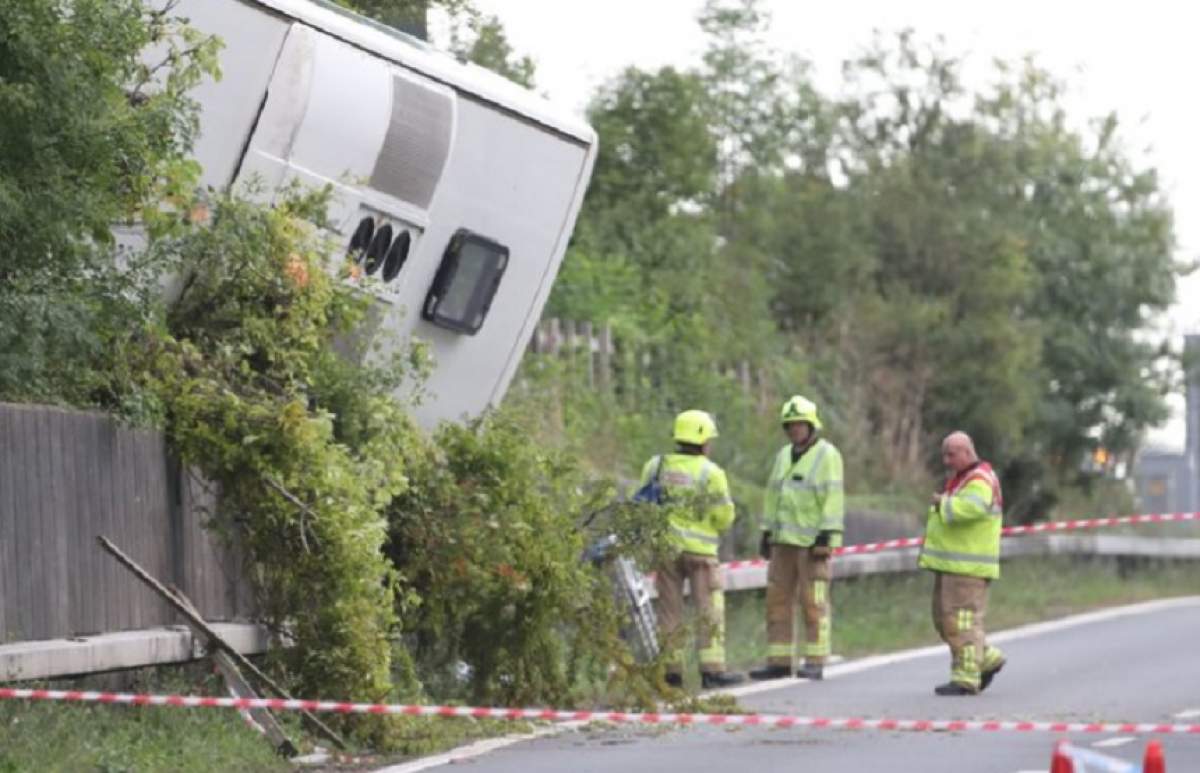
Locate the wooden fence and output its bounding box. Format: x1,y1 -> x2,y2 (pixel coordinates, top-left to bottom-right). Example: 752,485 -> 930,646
528,318 -> 769,405
0,403 -> 252,643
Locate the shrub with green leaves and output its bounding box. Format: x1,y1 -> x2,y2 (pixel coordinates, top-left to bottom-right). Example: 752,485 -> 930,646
131,190 -> 422,741
385,412 -> 675,708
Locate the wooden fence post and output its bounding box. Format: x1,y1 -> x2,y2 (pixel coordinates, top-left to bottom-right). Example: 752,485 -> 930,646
581,320 -> 595,386
597,324 -> 613,390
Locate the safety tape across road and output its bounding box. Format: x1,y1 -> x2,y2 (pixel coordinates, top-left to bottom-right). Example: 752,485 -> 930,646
721,511 -> 1200,572
2,687 -> 1199,736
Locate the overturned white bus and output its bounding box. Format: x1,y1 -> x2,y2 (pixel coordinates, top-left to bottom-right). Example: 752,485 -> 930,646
175,0 -> 596,427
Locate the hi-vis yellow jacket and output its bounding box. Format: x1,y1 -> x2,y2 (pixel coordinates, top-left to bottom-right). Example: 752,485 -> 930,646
763,438 -> 845,547
638,453 -> 735,557
919,461 -> 1003,579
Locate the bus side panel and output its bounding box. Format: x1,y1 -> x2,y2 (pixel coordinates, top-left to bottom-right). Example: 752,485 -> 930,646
177,0 -> 292,189
398,98 -> 592,426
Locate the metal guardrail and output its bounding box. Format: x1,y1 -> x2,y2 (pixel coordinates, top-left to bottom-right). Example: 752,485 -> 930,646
720,535 -> 1200,592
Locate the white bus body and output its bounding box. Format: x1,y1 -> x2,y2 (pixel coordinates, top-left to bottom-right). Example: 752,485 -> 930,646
174,0 -> 596,427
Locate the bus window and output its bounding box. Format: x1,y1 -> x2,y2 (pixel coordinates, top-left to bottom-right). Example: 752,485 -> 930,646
422,230 -> 508,335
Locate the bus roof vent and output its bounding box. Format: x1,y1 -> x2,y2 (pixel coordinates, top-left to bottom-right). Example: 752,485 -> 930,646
370,73 -> 454,209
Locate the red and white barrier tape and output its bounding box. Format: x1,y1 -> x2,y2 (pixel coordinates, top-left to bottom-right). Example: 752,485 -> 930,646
721,511 -> 1200,572
2,688 -> 1198,736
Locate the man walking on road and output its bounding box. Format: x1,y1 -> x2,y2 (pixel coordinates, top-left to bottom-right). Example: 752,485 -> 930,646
640,410 -> 745,689
749,395 -> 844,682
920,431 -> 1006,696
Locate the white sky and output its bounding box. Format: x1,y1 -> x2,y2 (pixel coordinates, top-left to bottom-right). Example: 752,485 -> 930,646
467,0 -> 1199,448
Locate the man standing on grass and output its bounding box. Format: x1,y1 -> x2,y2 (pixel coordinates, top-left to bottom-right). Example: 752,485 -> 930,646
919,431 -> 1007,696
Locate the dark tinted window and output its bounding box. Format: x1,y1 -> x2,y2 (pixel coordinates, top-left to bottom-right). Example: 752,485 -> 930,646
422,230 -> 509,335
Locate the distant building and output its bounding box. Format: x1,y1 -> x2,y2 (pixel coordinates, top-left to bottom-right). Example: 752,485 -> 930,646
1131,334 -> 1200,513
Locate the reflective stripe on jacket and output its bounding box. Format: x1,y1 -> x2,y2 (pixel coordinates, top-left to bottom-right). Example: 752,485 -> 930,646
919,461 -> 1003,579
762,438 -> 845,548
639,453 -> 735,557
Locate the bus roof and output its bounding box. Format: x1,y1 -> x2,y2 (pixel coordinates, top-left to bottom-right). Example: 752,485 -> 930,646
246,0 -> 596,144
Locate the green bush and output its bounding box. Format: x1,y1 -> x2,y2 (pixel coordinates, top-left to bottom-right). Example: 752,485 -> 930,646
385,411 -> 675,708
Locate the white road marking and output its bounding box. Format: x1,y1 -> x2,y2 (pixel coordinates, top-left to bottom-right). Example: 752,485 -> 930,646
1174,708 -> 1200,719
718,595 -> 1200,699
1092,736 -> 1136,748
375,722 -> 586,773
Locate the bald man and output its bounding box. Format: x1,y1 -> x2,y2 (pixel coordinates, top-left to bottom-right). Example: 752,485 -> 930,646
918,432 -> 1006,696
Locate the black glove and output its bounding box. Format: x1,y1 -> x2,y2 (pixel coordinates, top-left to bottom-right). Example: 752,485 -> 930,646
811,530 -> 835,558
759,531 -> 772,559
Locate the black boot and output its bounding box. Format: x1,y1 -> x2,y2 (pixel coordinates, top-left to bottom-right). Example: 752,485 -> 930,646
701,671 -> 746,689
933,681 -> 977,696
664,673 -> 683,688
980,661 -> 1005,692
748,664 -> 792,681
795,663 -> 824,680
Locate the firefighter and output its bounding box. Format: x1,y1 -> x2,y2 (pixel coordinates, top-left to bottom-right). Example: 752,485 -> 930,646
641,409 -> 745,688
749,395 -> 844,681
920,431 -> 1006,696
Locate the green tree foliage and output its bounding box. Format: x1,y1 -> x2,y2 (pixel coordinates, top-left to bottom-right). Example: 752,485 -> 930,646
337,0 -> 535,88
384,413 -> 673,706
133,191 -> 416,738
449,14 -> 536,88
545,5 -> 1185,518
331,0 -> 470,39
0,0 -> 219,405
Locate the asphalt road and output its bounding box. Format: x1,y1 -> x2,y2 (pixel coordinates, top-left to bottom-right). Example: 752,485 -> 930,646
388,596 -> 1200,773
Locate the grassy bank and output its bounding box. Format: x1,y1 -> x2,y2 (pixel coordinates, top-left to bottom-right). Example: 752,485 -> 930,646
725,556 -> 1200,668
0,682 -> 287,773
0,669 -> 528,773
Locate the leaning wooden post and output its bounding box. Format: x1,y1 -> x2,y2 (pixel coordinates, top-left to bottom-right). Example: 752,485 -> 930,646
96,535 -> 348,751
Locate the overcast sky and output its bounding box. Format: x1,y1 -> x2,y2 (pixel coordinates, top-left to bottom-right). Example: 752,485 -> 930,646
467,0 -> 1198,448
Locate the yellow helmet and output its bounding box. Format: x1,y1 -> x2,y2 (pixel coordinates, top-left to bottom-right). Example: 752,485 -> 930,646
673,410 -> 719,445
780,395 -> 822,429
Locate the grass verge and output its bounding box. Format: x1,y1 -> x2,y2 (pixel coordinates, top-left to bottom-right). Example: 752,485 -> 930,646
725,555 -> 1200,668
0,668 -> 531,773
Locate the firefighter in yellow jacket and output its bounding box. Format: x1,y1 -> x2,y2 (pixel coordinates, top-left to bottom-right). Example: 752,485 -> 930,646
919,431 -> 1006,696
639,410 -> 745,689
750,395 -> 844,681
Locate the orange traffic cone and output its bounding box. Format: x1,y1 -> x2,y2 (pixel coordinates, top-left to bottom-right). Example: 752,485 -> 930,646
1143,739 -> 1165,773
1050,740 -> 1074,773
